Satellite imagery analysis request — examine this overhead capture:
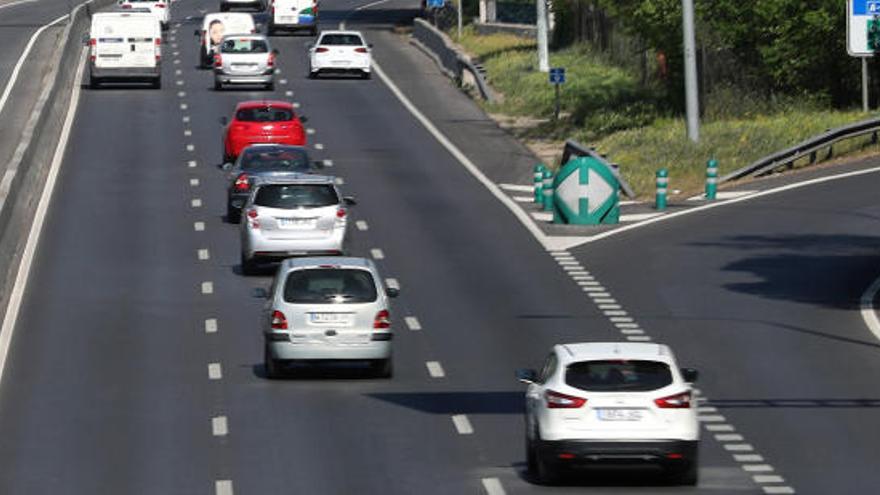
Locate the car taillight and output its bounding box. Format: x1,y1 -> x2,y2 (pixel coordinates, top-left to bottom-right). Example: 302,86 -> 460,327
247,208 -> 260,229
251,28 -> 257,34
121,3 -> 132,8
234,173 -> 250,191
267,52 -> 275,67
155,2 -> 166,7
545,390 -> 586,409
154,38 -> 161,61
214,53 -> 222,67
315,47 -> 329,53
89,38 -> 96,62
373,310 -> 390,329
312,2 -> 318,15
355,47 -> 368,53
271,310 -> 288,329
655,391 -> 692,409
336,208 -> 346,219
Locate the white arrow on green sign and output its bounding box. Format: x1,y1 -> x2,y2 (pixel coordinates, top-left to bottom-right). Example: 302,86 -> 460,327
552,157 -> 619,225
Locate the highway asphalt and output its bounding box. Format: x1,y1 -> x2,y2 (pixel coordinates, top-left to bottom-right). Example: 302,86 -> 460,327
0,0 -> 877,493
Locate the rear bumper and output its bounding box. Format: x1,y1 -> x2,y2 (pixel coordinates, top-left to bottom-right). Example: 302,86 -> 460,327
214,70 -> 274,85
90,65 -> 160,80
271,17 -> 317,28
538,439 -> 698,467
266,338 -> 392,361
311,61 -> 371,73
244,229 -> 347,258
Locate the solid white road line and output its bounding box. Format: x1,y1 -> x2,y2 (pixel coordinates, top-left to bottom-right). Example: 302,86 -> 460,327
198,249 -> 209,260
404,316 -> 421,331
451,414 -> 473,434
201,282 -> 213,295
370,248 -> 384,260
205,319 -> 218,334
208,363 -> 222,380
425,361 -> 445,378
0,0 -> 38,10
481,478 -> 506,495
0,47 -> 86,385
212,416 -> 228,436
215,480 -> 234,495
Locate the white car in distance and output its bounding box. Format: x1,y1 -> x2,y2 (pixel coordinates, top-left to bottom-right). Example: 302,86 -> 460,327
117,0 -> 170,30
517,342 -> 700,485
308,30 -> 371,79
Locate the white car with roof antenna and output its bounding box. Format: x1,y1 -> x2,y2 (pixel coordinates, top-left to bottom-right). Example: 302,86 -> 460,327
308,30 -> 372,79
517,342 -> 700,485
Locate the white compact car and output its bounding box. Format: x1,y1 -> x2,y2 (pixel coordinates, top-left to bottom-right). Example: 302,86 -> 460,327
240,175 -> 353,274
308,30 -> 371,79
261,257 -> 399,378
517,342 -> 700,485
117,0 -> 170,30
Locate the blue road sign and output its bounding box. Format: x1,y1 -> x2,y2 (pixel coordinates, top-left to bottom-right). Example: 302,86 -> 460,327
549,67 -> 565,85
426,0 -> 445,8
854,0 -> 880,15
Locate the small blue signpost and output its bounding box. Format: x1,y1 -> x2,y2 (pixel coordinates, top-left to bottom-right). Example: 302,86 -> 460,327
426,0 -> 445,8
549,67 -> 565,120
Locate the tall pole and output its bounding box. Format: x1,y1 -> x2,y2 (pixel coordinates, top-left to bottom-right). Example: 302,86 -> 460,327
863,57 -> 870,112
457,0 -> 462,39
536,0 -> 549,72
682,0 -> 699,142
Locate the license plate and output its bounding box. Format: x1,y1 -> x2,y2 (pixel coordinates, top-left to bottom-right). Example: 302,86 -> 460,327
310,313 -> 352,325
597,409 -> 644,421
332,60 -> 351,67
279,15 -> 295,22
278,217 -> 316,228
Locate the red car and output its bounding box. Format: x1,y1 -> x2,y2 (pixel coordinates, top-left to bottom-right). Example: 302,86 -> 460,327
221,100 -> 307,162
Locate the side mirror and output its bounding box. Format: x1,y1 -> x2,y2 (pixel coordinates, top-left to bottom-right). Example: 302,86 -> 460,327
298,115 -> 308,123
221,162 -> 233,171
219,116 -> 228,126
343,196 -> 357,206
681,367 -> 699,383
385,287 -> 399,298
516,368 -> 538,384
368,43 -> 374,48
253,287 -> 270,299
194,29 -> 200,36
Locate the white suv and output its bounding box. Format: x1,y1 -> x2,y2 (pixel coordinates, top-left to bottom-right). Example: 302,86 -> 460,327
517,342 -> 699,485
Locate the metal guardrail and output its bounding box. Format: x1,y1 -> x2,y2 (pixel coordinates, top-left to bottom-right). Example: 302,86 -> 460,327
721,117 -> 880,183
560,139 -> 636,198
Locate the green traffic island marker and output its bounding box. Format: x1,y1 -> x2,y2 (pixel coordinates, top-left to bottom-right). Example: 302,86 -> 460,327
541,169 -> 554,212
655,169 -> 668,211
705,158 -> 718,201
533,163 -> 546,203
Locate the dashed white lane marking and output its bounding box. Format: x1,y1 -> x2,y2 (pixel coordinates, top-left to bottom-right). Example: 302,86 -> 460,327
499,183 -> 534,193
176,80 -> 184,86
370,248 -> 384,260
201,281 -> 214,294
557,260 -> 580,266
314,143 -> 324,150
581,286 -> 607,292
762,486 -> 795,494
743,464 -> 775,472
190,178 -> 199,186
173,59 -> 180,64
285,90 -> 294,97
212,416 -> 228,436
180,103 -> 188,110
451,414 -> 473,435
687,190 -> 757,201
355,220 -> 368,231
512,196 -> 533,203
715,433 -> 744,442
404,316 -> 421,331
177,91 -> 186,97
734,454 -> 764,462
724,444 -> 754,452
215,480 -> 234,495
627,335 -> 652,342
323,159 -> 333,167
578,280 -> 600,286
188,160 -> 197,168
335,177 -> 344,185
481,477 -> 506,495
754,475 -> 785,484
184,129 -> 192,136
175,69 -> 182,75
615,322 -> 639,329
205,318 -> 218,334
208,363 -> 222,380
306,128 -> 315,135
620,328 -> 645,335
609,316 -> 633,323
198,249 -> 210,260
425,361 -> 445,377
552,254 -> 575,260
293,102 -> 301,108
706,424 -> 735,432
186,144 -> 195,152
385,278 -> 399,290
598,304 -> 622,310
194,221 -> 205,231
191,198 -> 202,208
698,414 -> 726,422
182,116 -> 190,123
280,78 -> 288,84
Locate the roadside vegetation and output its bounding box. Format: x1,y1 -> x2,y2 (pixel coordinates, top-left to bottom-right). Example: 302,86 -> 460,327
448,2 -> 877,198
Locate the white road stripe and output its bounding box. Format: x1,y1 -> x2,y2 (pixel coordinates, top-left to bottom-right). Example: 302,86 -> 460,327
762,487 -> 795,494
481,477 -> 506,495
698,414 -> 726,422
610,317 -> 634,322
593,298 -> 616,304
208,363 -> 222,380
187,160 -> 197,168
335,177 -> 345,185
754,475 -> 785,483
581,287 -> 607,293
734,454 -> 765,463
620,329 -> 644,335
285,90 -> 293,97
531,212 -> 553,222
385,278 -> 400,290
280,78 -> 288,84
215,480 -> 234,495
205,319 -> 218,334
186,144 -> 194,152
306,128 -> 315,135
698,406 -> 718,413
743,464 -> 774,472
627,335 -> 652,342
314,143 -> 324,150
190,178 -> 199,186
212,416 -> 228,436
201,282 -> 214,294
323,159 -> 333,167
512,196 -> 533,203
293,102 -> 301,108
191,198 -> 202,208
499,183 -> 534,193
177,90 -> 185,97
578,281 -> 600,286
615,323 -> 639,329
405,316 -> 421,331
182,116 -> 190,123
194,221 -> 205,231
705,424 -> 735,432
0,0 -> 38,11
370,248 -> 384,260
198,249 -> 209,260
180,103 -> 188,110
715,433 -> 744,442
425,361 -> 445,377
598,304 -> 622,310
562,265 -> 584,271
452,414 -> 473,434
356,220 -> 368,231
557,260 -> 580,266
620,212 -> 664,222
184,129 -> 192,136
724,444 -> 754,452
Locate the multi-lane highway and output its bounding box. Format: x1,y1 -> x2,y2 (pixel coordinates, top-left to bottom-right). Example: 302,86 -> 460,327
0,0 -> 878,493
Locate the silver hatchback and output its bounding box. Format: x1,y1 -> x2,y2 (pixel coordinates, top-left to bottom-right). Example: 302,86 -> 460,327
262,257 -> 399,378
240,174 -> 353,274
213,34 -> 277,90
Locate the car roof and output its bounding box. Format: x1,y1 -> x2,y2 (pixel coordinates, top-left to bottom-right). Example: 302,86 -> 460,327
220,33 -> 269,41
282,257 -> 374,271
319,30 -> 364,36
252,173 -> 335,186
204,12 -> 254,23
234,100 -> 294,110
102,8 -> 154,15
242,144 -> 308,152
555,342 -> 673,363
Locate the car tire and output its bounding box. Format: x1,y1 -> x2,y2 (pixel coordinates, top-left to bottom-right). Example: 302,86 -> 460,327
308,71 -> 317,79
361,71 -> 371,80
214,80 -> 223,91
668,461 -> 698,486
526,436 -> 538,475
89,75 -> 101,89
241,253 -> 258,275
265,82 -> 275,91
535,453 -> 561,486
227,204 -> 241,223
152,78 -> 161,90
310,26 -> 317,36
220,4 -> 228,11
264,345 -> 281,379
370,358 -> 392,378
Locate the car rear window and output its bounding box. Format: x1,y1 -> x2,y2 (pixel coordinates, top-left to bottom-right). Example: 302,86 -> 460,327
565,360 -> 673,392
235,106 -> 293,122
319,34 -> 364,46
284,269 -> 378,303
241,148 -> 311,172
254,184 -> 338,208
221,38 -> 268,53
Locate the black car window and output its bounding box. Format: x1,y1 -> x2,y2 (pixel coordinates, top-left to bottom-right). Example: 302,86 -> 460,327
254,184 -> 338,209
221,38 -> 268,53
284,269 -> 378,303
566,360 -> 673,392
240,148 -> 311,172
319,34 -> 364,46
235,106 -> 293,122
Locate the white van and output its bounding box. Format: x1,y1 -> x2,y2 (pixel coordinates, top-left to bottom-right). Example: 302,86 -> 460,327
88,12 -> 162,89
268,0 -> 318,36
195,12 -> 256,68
117,0 -> 171,30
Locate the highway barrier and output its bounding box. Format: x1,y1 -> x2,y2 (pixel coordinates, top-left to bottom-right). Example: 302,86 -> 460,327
655,169 -> 668,210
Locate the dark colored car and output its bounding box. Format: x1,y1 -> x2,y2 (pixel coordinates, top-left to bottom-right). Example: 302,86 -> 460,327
224,144 -> 323,222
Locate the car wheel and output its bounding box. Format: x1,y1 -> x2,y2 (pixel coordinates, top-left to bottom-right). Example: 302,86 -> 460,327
310,26 -> 317,36
152,78 -> 161,89
668,461 -> 698,486
214,80 -> 223,91
308,71 -> 317,79
241,253 -> 258,275
227,204 -> 241,223
370,358 -> 392,378
536,452 -> 560,485
361,71 -> 371,80
220,4 -> 228,11
264,344 -> 281,379
526,436 -> 538,475
89,75 -> 101,89
265,82 -> 275,91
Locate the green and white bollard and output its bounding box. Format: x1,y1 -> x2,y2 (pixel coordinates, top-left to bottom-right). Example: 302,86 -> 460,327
534,164 -> 546,203
655,169 -> 668,211
705,159 -> 718,200
542,169 -> 554,211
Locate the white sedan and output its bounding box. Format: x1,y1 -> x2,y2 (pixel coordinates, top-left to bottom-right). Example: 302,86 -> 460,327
308,30 -> 371,79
